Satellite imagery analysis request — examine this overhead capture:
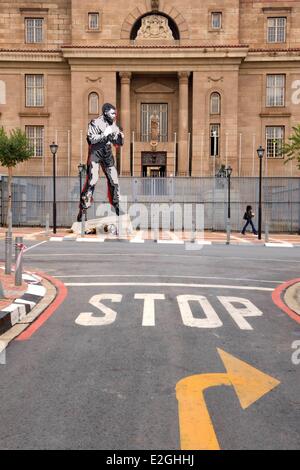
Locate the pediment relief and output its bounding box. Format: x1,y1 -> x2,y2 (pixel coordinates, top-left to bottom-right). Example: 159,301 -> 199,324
135,82 -> 175,94
136,15 -> 173,40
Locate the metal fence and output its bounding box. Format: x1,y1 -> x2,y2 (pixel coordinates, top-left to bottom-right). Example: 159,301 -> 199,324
0,176 -> 299,232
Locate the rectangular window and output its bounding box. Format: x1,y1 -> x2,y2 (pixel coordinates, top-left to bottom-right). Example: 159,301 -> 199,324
141,103 -> 168,143
266,74 -> 285,107
266,126 -> 284,158
25,126 -> 44,157
88,13 -> 99,30
25,75 -> 44,107
211,12 -> 222,30
210,124 -> 220,156
25,18 -> 43,43
267,17 -> 286,43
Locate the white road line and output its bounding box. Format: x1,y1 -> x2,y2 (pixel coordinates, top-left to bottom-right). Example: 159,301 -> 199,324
157,239 -> 185,244
25,253 -> 300,263
49,237 -> 64,242
265,242 -> 293,248
55,274 -> 283,284
65,282 -> 273,291
24,240 -> 48,252
76,238 -> 105,242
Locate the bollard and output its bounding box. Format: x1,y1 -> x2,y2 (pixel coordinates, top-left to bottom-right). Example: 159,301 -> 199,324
265,223 -> 269,243
226,219 -> 231,245
45,213 -> 50,237
81,212 -> 86,238
15,236 -> 24,287
7,210 -> 12,236
5,231 -> 12,275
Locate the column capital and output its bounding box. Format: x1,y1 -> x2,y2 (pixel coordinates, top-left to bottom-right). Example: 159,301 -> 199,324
119,72 -> 132,84
178,71 -> 190,83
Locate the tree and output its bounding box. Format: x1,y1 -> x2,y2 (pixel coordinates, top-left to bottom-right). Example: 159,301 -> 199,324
282,124 -> 300,169
0,127 -> 34,225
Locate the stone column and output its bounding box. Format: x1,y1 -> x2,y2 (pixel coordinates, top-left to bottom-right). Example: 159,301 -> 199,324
119,72 -> 132,176
178,72 -> 190,176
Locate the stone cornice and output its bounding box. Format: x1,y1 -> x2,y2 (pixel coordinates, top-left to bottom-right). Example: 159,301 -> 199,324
260,112 -> 291,118
0,50 -> 64,62
19,112 -> 50,118
246,49 -> 300,62
61,45 -> 249,62
262,7 -> 292,12
62,43 -> 249,50
19,7 -> 49,13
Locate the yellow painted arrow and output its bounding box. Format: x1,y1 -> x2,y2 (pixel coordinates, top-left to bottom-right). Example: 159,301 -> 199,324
176,348 -> 280,450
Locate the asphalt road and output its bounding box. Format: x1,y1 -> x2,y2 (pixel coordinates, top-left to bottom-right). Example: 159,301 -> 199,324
0,241 -> 299,450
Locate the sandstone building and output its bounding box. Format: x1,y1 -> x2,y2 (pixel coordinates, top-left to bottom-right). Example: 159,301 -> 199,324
0,0 -> 300,178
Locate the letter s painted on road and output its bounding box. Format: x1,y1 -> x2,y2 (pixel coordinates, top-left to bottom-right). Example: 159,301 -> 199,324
291,340 -> 300,365
75,294 -> 122,326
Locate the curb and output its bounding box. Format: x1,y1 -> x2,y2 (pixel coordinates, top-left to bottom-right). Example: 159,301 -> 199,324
16,271 -> 68,341
272,278 -> 300,325
0,273 -> 46,336
284,281 -> 300,316
47,236 -> 300,247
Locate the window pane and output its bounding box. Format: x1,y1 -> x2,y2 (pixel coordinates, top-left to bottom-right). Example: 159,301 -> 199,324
140,103 -> 168,142
26,75 -> 44,107
212,13 -> 222,29
210,124 -> 220,156
89,92 -> 99,114
267,17 -> 286,43
26,18 -> 43,43
89,13 -> 99,30
266,74 -> 285,107
25,126 -> 44,157
211,93 -> 220,114
266,126 -> 284,158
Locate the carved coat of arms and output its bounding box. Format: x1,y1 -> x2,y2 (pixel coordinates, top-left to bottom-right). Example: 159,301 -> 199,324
137,15 -> 173,40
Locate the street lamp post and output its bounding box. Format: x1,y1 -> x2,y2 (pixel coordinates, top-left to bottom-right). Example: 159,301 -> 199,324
225,166 -> 233,220
257,145 -> 265,240
224,166 -> 233,245
50,142 -> 58,234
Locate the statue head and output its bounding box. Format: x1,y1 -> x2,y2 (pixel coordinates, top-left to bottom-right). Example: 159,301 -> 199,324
102,103 -> 117,124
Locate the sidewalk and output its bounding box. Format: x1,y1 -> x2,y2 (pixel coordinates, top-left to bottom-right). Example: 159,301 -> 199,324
0,227 -> 299,246
0,268 -> 27,311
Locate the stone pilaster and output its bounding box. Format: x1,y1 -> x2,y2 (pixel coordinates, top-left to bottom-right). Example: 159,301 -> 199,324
119,72 -> 132,176
178,72 -> 190,176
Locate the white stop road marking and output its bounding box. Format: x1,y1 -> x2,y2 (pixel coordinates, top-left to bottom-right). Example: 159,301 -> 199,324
73,284 -> 266,330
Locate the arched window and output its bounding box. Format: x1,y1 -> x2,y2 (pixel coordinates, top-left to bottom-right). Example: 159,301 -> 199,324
88,92 -> 99,115
130,13 -> 180,40
210,92 -> 221,115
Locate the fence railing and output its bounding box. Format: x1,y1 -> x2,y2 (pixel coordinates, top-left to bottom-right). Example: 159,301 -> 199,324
0,176 -> 299,232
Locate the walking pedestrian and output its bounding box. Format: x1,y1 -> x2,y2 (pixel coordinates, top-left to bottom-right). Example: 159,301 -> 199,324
241,205 -> 258,235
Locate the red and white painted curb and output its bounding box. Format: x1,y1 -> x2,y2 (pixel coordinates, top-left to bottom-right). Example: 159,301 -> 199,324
0,273 -> 45,335
272,278 -> 300,325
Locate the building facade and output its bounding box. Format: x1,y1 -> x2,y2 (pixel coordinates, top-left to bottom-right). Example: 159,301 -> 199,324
0,0 -> 300,178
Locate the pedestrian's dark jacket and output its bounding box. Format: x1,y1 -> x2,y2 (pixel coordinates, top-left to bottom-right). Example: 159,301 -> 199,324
244,209 -> 254,220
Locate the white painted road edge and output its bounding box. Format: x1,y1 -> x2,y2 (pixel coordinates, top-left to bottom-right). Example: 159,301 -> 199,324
265,242 -> 294,248
47,238 -> 299,246
65,282 -> 273,292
